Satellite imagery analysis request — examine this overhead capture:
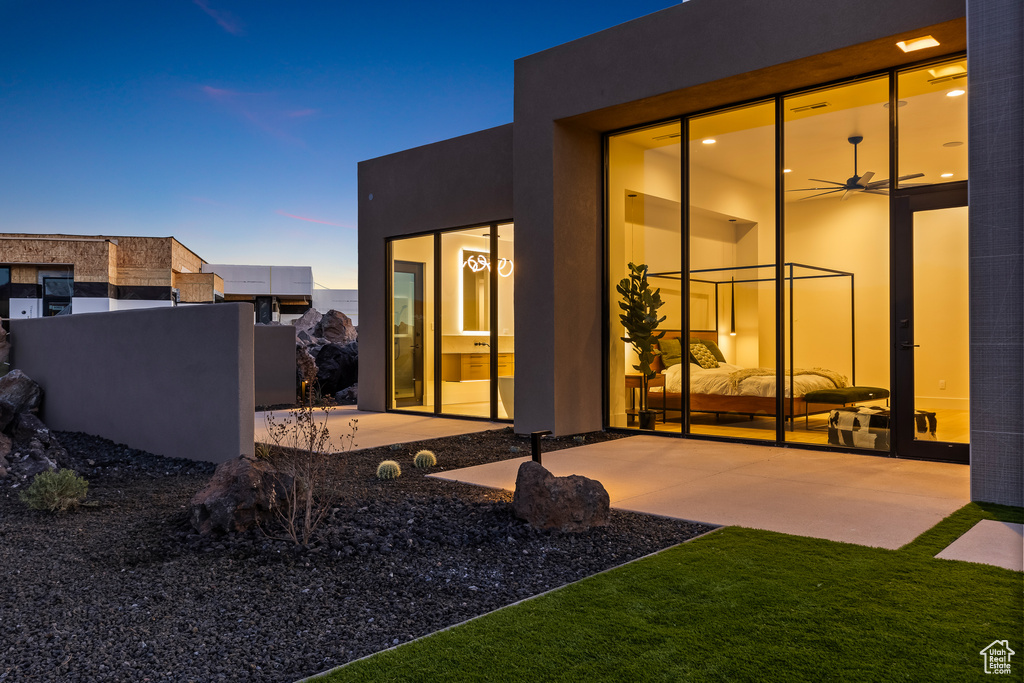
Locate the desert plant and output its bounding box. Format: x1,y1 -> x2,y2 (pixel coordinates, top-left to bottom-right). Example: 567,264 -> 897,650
20,469 -> 88,512
260,399 -> 358,546
254,442 -> 272,460
413,450 -> 437,468
616,262 -> 666,414
376,460 -> 401,480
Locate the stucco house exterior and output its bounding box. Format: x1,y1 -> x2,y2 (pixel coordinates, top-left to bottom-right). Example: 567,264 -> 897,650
358,0 -> 1022,507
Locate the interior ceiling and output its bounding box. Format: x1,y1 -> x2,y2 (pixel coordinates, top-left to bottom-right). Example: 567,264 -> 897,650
626,58 -> 967,203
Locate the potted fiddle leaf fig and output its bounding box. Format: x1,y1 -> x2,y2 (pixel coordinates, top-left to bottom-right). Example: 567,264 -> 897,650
617,262 -> 666,430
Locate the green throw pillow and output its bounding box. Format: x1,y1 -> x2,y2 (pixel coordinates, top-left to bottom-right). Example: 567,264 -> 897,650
658,337 -> 683,368
696,337 -> 727,363
690,343 -> 719,369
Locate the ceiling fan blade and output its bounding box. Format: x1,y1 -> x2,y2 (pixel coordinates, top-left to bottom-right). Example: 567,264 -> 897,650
786,187 -> 847,192
798,189 -> 844,200
857,171 -> 875,185
864,179 -> 891,189
841,190 -> 855,201
807,178 -> 847,187
862,189 -> 889,196
897,172 -> 925,181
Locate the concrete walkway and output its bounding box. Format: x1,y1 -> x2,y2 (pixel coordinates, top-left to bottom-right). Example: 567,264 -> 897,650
432,435 -> 971,550
255,405 -> 502,451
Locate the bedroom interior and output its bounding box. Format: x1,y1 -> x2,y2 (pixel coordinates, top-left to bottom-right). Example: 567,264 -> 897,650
607,56 -> 969,453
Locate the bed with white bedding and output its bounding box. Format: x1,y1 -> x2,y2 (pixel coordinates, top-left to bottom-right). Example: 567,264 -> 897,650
644,330 -> 848,419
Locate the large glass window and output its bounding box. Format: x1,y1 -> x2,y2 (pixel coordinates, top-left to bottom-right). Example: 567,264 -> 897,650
784,76 -> 889,446
389,223 -> 514,420
607,122 -> 681,431
898,58 -> 968,187
688,102 -> 776,440
606,57 -> 968,454
441,226 -> 493,418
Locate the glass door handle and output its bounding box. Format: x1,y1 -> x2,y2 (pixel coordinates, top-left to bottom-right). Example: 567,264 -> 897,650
900,342 -> 920,349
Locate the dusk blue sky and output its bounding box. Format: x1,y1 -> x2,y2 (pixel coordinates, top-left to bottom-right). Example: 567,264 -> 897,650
1,1 -> 677,288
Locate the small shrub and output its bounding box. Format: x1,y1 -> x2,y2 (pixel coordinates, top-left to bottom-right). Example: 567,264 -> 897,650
413,450 -> 436,468
389,443 -> 402,451
573,435 -> 586,444
376,460 -> 401,480
20,469 -> 88,512
254,442 -> 272,460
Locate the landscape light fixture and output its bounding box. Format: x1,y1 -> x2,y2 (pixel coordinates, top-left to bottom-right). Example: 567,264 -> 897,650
896,35 -> 939,53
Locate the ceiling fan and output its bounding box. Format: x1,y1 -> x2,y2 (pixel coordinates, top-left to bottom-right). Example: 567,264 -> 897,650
787,136 -> 924,200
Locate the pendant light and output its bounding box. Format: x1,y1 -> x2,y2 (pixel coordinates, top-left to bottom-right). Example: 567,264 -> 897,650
729,277 -> 737,336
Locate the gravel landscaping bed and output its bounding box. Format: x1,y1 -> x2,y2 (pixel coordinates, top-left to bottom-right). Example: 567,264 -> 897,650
0,427 -> 714,682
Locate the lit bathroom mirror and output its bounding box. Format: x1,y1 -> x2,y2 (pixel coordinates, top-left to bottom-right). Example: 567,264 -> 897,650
462,249 -> 490,332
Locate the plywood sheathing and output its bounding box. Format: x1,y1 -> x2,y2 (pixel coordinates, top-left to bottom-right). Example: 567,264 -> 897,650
170,238 -> 206,276
0,237 -> 113,282
113,236 -> 173,287
173,272 -> 218,303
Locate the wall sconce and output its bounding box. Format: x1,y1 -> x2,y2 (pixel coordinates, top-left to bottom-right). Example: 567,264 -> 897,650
729,277 -> 737,336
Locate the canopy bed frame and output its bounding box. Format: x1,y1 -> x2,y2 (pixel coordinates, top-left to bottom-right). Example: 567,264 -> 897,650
644,263 -> 856,426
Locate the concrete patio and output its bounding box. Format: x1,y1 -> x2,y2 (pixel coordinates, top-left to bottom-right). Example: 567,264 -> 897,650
255,405 -> 502,451
432,435 -> 972,550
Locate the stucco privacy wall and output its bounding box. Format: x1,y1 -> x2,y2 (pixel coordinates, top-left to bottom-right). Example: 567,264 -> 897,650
358,124 -> 513,411
511,0 -> 966,435
11,304 -> 254,464
254,324 -> 297,407
968,0 -> 1024,507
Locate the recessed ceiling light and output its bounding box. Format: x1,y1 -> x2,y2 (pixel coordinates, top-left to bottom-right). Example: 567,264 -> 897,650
783,169 -> 792,173
702,138 -> 716,145
896,35 -> 940,53
946,89 -> 966,97
943,141 -> 964,147
940,173 -> 955,178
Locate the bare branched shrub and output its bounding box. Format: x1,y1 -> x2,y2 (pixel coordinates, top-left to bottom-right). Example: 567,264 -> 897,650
259,400 -> 358,546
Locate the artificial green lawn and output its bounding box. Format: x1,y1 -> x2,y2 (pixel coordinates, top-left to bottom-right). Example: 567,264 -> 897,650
315,503 -> 1023,682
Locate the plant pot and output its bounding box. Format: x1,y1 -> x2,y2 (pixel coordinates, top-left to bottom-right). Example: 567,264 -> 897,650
639,410 -> 657,430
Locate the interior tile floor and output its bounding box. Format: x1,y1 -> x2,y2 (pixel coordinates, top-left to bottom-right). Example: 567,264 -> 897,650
432,435 -> 971,550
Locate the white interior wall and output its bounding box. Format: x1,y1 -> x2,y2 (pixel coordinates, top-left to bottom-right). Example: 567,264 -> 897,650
784,196 -> 889,389
913,206 -> 969,407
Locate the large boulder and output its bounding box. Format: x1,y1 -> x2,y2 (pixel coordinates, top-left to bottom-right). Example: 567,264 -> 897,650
0,370 -> 68,482
315,341 -> 358,396
512,461 -> 610,532
291,308 -> 322,343
0,370 -> 42,430
334,383 -> 358,405
315,310 -> 357,345
189,455 -> 294,535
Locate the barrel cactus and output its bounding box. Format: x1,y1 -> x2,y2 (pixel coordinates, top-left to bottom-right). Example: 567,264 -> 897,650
413,450 -> 437,468
376,460 -> 401,480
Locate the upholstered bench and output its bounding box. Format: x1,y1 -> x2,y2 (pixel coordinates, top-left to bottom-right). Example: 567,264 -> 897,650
803,386 -> 890,428
826,405 -> 937,450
